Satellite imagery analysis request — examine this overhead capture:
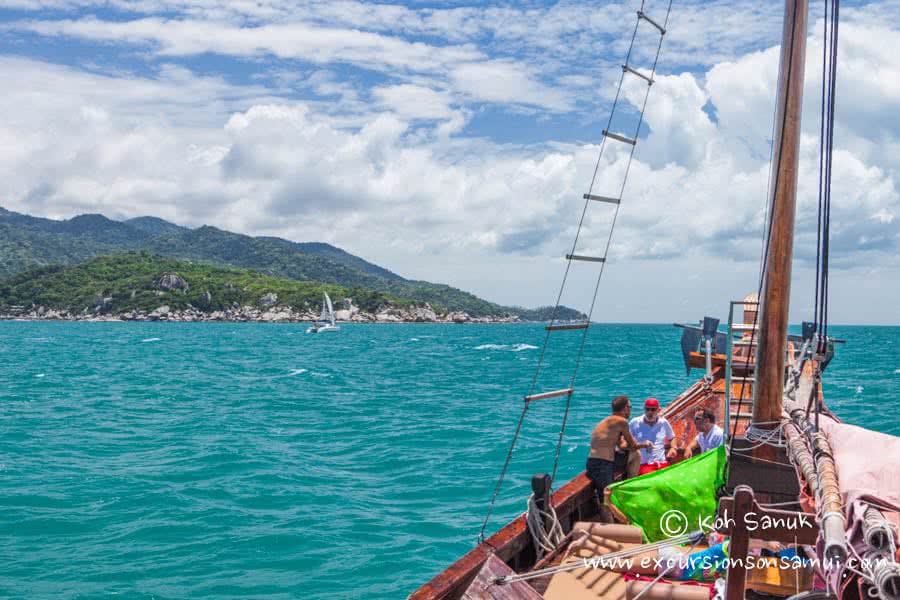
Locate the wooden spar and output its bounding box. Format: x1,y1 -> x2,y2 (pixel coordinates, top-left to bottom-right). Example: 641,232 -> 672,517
783,378 -> 849,561
783,421 -> 817,493
753,0 -> 809,429
811,431 -> 848,560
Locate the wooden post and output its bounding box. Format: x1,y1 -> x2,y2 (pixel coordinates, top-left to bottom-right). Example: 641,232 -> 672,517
753,0 -> 808,430
716,486 -> 819,600
724,485 -> 754,600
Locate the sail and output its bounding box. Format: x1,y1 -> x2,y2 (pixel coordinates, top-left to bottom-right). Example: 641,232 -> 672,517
318,293 -> 330,322
325,292 -> 334,324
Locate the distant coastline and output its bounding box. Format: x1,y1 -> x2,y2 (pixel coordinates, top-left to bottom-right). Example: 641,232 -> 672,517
0,304 -> 526,324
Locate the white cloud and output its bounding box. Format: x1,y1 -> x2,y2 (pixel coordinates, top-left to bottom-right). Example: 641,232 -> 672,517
372,84 -> 456,121
3,1 -> 900,323
12,17 -> 485,72
450,61 -> 572,111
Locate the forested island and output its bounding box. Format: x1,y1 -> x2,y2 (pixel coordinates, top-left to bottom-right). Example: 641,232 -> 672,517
0,208 -> 586,323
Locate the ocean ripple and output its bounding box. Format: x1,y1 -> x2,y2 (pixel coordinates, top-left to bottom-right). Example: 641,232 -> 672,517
1,322 -> 897,599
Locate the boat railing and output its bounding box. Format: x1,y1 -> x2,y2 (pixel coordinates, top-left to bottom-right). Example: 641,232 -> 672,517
725,299 -> 759,445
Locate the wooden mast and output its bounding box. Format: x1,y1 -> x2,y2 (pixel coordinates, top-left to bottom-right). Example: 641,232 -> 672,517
726,0 -> 808,504
753,0 -> 808,429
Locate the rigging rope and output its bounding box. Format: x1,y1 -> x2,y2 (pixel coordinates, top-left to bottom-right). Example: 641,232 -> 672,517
814,0 -> 840,341
555,0 -> 675,484
479,0 -> 674,542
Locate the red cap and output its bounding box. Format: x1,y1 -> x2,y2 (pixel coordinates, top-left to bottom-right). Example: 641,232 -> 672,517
644,398 -> 660,409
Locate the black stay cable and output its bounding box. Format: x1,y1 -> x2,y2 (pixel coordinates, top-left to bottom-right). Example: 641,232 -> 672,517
815,0 -> 840,342
823,0 -> 840,338
814,0 -> 829,331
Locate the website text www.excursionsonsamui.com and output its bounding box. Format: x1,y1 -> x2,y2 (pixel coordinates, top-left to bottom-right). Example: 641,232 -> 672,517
582,555 -> 880,573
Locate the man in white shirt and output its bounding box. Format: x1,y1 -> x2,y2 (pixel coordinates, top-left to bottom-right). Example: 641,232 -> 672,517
684,408 -> 724,459
629,397 -> 677,475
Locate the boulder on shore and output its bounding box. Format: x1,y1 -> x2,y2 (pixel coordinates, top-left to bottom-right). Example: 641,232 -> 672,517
445,311 -> 471,323
148,305 -> 171,320
157,273 -> 189,292
409,304 -> 438,322
258,293 -> 278,308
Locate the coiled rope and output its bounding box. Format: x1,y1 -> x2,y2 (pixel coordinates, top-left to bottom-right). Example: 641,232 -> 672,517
525,494 -> 565,559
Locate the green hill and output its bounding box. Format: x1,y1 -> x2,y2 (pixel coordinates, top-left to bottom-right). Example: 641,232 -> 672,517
0,253 -> 406,315
0,207 -> 587,320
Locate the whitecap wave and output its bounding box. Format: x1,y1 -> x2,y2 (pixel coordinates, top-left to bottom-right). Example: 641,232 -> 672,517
141,337 -> 161,343
512,343 -> 538,352
289,368 -> 308,376
474,344 -> 507,350
409,338 -> 420,342
895,369 -> 900,374
35,373 -> 45,378
311,371 -> 331,378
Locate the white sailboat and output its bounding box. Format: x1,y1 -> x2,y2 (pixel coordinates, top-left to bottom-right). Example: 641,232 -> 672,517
306,292 -> 340,334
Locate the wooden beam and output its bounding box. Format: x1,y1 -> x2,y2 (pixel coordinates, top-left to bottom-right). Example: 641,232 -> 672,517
545,323 -> 589,331
726,437 -> 800,499
724,486 -> 754,600
717,496 -> 819,545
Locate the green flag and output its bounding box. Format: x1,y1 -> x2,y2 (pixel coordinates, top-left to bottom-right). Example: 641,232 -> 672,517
608,445 -> 727,542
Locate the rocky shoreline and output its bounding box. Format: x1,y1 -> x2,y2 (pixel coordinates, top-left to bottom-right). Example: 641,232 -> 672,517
1,303 -> 523,324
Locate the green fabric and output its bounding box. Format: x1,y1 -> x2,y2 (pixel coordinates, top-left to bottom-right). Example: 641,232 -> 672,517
608,445 -> 727,542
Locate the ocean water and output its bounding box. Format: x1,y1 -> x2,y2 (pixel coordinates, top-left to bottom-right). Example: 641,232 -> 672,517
1,322 -> 898,599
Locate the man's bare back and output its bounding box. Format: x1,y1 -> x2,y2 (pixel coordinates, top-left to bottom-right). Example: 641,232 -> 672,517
590,414 -> 641,461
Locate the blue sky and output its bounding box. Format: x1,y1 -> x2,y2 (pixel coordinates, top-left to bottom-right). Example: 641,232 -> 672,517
1,1 -> 898,323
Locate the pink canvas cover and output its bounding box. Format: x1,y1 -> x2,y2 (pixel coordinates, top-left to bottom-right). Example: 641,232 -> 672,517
819,421 -> 900,596
820,420 -> 900,507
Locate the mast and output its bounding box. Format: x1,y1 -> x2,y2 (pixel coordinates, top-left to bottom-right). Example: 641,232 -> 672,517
753,0 -> 808,429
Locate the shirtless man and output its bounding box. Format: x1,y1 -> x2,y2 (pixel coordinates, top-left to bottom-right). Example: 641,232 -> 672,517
587,396 -> 652,500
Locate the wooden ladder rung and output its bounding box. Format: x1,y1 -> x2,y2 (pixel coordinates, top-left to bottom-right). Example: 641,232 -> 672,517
729,412 -> 754,419
637,10 -> 666,34
602,129 -> 636,146
566,254 -> 605,263
583,193 -> 621,204
525,388 -> 574,402
623,64 -> 653,85
545,323 -> 589,331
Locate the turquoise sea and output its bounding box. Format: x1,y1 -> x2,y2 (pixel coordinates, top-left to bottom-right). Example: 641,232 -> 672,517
2,322 -> 898,599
